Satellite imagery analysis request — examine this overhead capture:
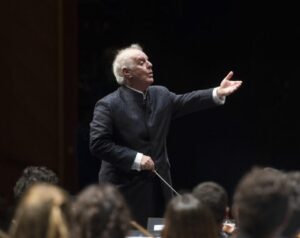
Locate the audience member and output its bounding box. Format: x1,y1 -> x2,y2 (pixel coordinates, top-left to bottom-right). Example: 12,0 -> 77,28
162,193 -> 218,238
13,166 -> 59,200
9,183 -> 71,238
72,184 -> 131,238
232,167 -> 290,238
1,166 -> 59,232
193,181 -> 231,238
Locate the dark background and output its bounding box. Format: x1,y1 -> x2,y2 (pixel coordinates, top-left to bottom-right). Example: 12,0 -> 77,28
78,0 -> 300,201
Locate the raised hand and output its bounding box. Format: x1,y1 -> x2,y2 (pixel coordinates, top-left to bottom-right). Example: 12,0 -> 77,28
217,71 -> 242,98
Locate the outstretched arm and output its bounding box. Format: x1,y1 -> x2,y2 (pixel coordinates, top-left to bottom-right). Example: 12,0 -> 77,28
216,71 -> 242,98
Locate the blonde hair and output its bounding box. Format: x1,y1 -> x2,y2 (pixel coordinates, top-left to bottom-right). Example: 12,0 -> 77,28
9,183 -> 70,238
0,230 -> 9,238
112,44 -> 143,85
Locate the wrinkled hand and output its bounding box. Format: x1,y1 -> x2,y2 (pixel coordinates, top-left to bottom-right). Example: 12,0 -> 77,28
141,155 -> 155,171
217,71 -> 242,97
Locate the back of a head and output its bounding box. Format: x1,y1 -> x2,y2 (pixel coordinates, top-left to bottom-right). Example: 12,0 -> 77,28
162,194 -> 218,238
233,167 -> 289,238
72,184 -> 131,238
13,166 -> 59,200
10,183 -> 70,238
282,171 -> 300,238
193,181 -> 228,225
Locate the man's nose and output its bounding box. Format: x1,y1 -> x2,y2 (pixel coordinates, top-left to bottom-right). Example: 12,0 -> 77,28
147,61 -> 152,68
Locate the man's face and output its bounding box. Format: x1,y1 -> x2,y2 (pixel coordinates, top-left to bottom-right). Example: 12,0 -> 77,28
125,49 -> 153,90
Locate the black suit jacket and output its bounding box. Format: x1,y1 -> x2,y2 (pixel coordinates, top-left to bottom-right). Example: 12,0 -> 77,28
90,85 -> 218,223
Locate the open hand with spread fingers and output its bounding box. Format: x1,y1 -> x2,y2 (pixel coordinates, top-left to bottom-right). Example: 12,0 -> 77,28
217,71 -> 242,98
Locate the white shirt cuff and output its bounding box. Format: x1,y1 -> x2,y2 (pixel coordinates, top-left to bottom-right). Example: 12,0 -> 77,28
213,87 -> 226,105
131,152 -> 143,171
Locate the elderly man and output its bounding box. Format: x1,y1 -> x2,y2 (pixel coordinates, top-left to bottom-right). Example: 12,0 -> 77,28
90,44 -> 242,226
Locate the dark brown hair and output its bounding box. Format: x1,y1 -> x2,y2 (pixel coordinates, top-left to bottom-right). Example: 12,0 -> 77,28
162,194 -> 218,238
72,184 -> 131,238
193,181 -> 228,225
233,167 -> 289,238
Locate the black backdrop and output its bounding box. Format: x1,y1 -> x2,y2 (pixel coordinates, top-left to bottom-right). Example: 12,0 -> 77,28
77,0 -> 300,203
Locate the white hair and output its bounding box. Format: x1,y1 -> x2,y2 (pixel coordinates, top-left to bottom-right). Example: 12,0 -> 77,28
112,44 -> 143,85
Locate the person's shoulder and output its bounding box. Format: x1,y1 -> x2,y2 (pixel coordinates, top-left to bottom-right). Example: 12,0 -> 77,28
94,89 -> 120,107
149,85 -> 170,93
99,89 -> 120,102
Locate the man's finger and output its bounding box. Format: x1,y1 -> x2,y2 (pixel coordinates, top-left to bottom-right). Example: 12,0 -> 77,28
224,71 -> 234,81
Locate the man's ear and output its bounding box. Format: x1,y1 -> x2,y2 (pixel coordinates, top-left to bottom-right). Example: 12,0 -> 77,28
122,67 -> 131,78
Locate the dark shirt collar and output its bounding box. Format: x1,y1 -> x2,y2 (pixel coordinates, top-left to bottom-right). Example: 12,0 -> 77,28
118,86 -> 148,108
124,85 -> 148,100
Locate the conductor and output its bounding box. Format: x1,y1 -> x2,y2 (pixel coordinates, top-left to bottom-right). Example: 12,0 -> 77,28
90,44 -> 242,226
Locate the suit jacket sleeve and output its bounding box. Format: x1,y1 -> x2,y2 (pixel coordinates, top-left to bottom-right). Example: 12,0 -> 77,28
170,88 -> 218,119
89,100 -> 137,172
